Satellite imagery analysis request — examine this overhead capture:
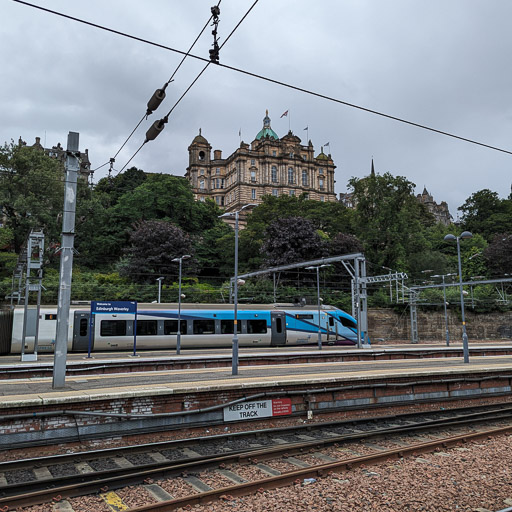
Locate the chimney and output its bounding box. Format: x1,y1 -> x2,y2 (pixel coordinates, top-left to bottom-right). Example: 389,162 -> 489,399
213,149 -> 222,160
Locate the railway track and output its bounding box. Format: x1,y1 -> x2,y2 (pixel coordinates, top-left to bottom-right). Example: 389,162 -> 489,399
2,402 -> 512,509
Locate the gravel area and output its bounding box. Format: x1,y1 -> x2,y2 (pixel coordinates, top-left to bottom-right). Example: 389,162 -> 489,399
175,433 -> 512,512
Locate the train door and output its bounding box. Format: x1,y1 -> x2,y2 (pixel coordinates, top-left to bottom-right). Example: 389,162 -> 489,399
270,311 -> 286,346
72,311 -> 91,351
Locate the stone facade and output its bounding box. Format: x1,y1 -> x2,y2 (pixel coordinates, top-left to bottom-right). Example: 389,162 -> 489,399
19,136 -> 92,178
416,187 -> 452,225
185,111 -> 337,215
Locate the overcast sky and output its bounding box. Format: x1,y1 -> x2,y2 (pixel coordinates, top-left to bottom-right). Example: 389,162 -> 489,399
2,0 -> 511,219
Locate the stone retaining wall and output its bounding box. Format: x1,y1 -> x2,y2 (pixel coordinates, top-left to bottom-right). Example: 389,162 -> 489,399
368,309 -> 512,342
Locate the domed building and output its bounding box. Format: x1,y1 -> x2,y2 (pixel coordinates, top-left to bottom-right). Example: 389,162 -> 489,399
185,111 -> 337,215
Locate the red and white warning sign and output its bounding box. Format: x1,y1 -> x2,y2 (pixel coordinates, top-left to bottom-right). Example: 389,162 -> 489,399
223,398 -> 292,422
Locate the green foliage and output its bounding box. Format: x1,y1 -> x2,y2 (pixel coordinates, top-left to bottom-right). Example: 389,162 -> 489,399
0,251 -> 17,278
458,190 -> 512,242
0,142 -> 64,252
348,172 -> 434,271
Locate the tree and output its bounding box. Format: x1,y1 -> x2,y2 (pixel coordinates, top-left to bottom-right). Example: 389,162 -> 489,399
348,172 -> 434,270
261,216 -> 326,267
484,233 -> 512,276
458,189 -> 512,241
0,141 -> 64,252
94,167 -> 147,206
119,220 -> 195,283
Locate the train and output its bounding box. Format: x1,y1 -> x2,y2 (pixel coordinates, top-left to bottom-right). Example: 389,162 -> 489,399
0,302 -> 358,355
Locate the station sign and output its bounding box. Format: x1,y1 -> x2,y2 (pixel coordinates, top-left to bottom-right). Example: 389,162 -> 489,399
91,301 -> 137,314
223,398 -> 292,422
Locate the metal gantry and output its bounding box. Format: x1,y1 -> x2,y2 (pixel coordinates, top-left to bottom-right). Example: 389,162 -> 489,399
5,230 -> 45,361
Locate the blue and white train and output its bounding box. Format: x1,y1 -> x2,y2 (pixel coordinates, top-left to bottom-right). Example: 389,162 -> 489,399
0,303 -> 358,354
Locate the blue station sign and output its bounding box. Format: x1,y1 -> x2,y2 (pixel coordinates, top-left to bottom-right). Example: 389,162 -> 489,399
91,301 -> 137,314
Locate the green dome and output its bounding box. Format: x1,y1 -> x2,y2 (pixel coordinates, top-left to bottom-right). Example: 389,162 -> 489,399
255,111 -> 278,140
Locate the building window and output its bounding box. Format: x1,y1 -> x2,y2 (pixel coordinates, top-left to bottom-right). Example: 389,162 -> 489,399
304,193 -> 309,200
272,150 -> 277,156
251,170 -> 256,182
251,189 -> 256,200
288,167 -> 294,184
289,190 -> 295,197
320,196 -> 325,202
319,168 -> 324,174
271,166 -> 278,183
251,159 -> 255,166
272,189 -> 279,197
200,169 -> 205,175
302,170 -> 308,186
289,152 -> 294,158
216,168 -> 220,175
199,179 -> 205,190
319,178 -> 324,190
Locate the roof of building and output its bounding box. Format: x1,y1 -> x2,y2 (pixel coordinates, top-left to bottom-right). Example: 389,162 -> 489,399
255,110 -> 279,141
191,128 -> 209,145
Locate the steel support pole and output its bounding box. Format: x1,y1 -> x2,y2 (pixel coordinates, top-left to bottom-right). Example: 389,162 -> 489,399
53,132 -> 79,389
442,276 -> 450,346
177,259 -> 183,355
232,211 -> 239,375
456,239 -> 470,363
316,266 -> 322,350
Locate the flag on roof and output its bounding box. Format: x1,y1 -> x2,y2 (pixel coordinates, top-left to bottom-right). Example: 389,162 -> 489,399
324,142 -> 330,146
303,126 -> 308,130
280,110 -> 288,118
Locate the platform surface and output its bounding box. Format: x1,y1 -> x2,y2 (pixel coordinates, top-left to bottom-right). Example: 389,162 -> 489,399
1,343 -> 512,408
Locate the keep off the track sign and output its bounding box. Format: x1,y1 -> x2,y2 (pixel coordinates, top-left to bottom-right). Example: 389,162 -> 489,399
223,398 -> 292,422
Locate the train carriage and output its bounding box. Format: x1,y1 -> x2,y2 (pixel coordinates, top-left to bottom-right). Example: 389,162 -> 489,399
2,303 -> 358,355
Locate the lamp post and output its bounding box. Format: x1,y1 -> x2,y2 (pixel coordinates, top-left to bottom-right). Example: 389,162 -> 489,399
219,204 -> 257,375
172,255 -> 190,355
444,231 -> 473,363
306,264 -> 331,350
156,277 -> 164,303
432,273 -> 456,347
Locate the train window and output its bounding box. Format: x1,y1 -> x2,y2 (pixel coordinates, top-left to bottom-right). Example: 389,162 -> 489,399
247,319 -> 267,334
329,317 -> 334,327
275,317 -> 283,333
296,314 -> 313,320
136,320 -> 158,336
339,317 -> 357,329
220,320 -> 241,334
193,319 -> 215,334
80,318 -> 88,336
164,320 -> 187,335
100,320 -> 127,336
45,314 -> 57,320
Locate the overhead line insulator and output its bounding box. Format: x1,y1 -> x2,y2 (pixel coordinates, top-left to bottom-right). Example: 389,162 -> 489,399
145,116 -> 168,142
146,82 -> 169,116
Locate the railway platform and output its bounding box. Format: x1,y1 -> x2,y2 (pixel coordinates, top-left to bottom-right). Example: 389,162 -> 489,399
1,342 -> 512,449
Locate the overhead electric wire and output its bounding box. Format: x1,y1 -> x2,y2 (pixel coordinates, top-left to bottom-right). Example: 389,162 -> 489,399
10,0 -> 512,159
119,0 -> 259,172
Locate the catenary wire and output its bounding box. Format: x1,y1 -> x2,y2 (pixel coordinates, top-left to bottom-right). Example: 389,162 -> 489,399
118,0 -> 259,173
10,0 -> 512,158
112,0 -> 222,165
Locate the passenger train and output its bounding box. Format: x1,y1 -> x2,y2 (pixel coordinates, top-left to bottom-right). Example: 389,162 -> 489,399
0,303 -> 358,355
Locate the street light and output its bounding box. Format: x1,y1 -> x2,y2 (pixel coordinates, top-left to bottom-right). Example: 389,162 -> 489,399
306,264 -> 331,350
432,273 -> 456,347
444,231 -> 473,362
219,204 -> 257,375
156,277 -> 164,303
172,255 -> 191,355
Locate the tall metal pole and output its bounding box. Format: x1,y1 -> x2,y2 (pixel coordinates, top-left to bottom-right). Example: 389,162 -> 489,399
441,275 -> 450,347
315,266 -> 322,350
456,238 -> 470,363
53,132 -> 79,389
232,210 -> 240,375
177,259 -> 183,355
